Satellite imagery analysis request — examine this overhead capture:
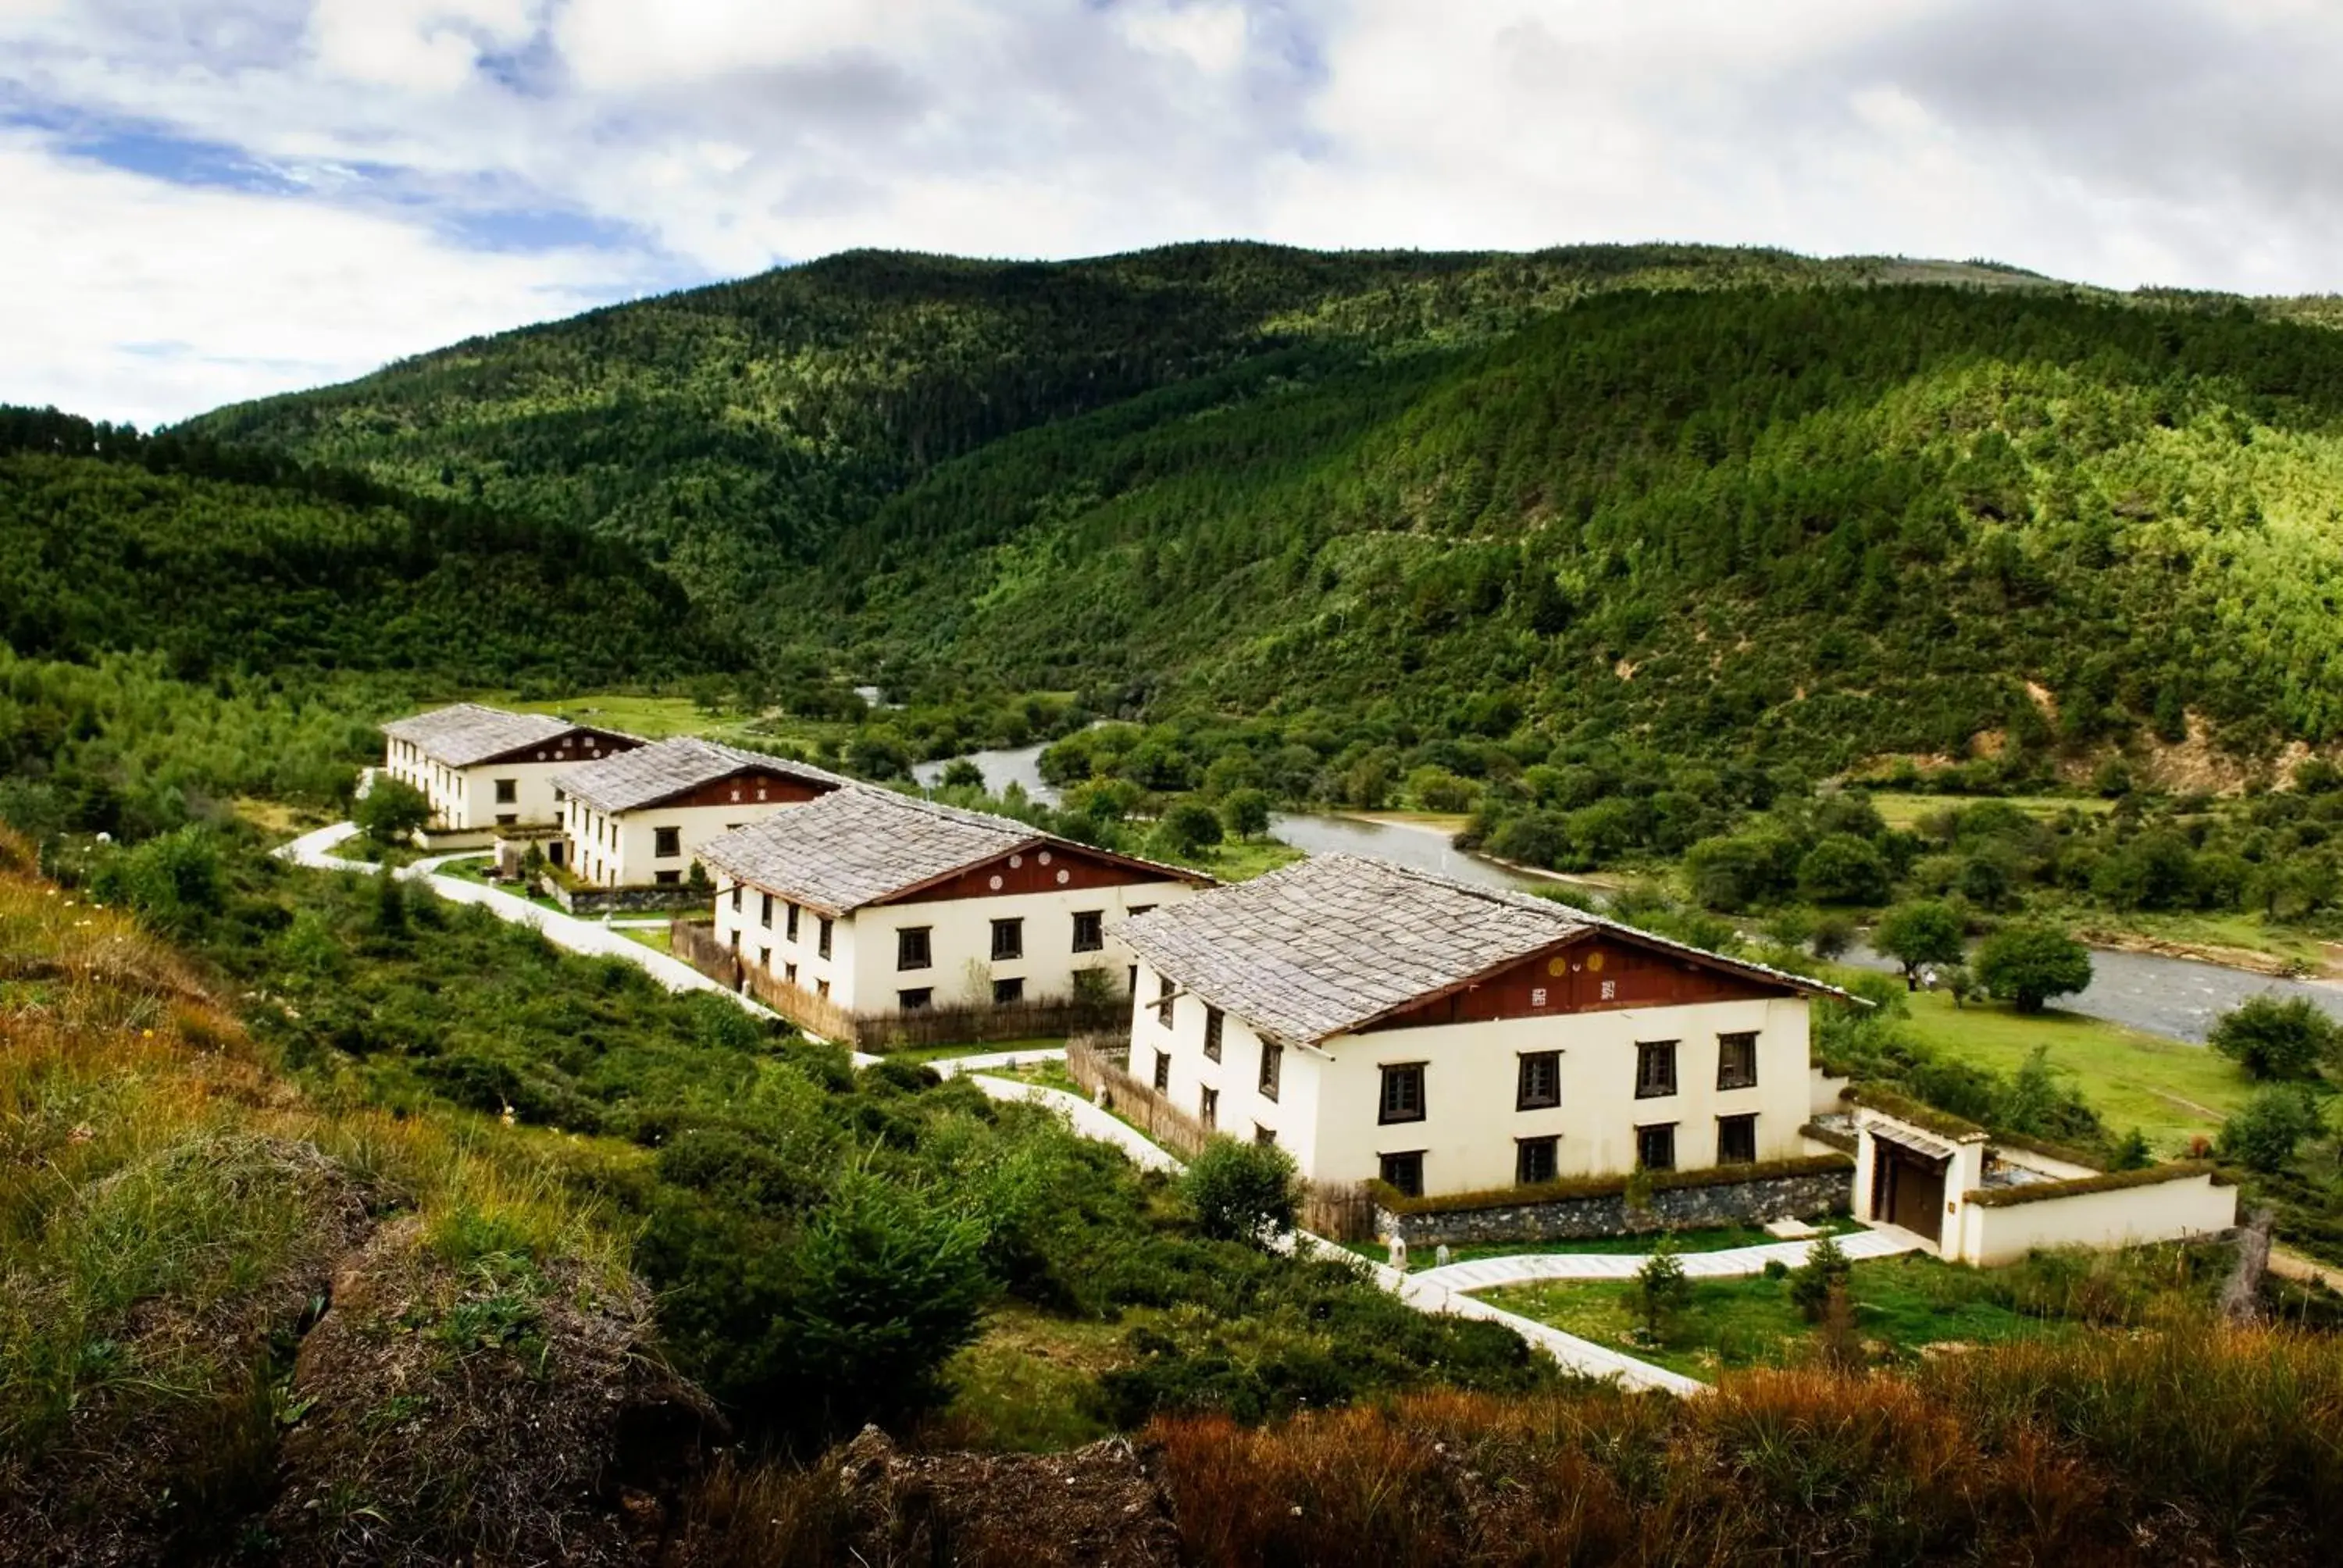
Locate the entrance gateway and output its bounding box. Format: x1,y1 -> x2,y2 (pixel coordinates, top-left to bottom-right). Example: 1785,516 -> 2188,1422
1868,1129 -> 1949,1243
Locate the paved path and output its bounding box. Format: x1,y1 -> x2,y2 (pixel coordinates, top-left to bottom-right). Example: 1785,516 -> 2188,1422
965,1074 -> 1183,1173
1410,1226 -> 1924,1295
929,1047 -> 1068,1078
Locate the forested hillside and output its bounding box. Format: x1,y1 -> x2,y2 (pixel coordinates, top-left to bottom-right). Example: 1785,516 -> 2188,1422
817,284 -> 2343,766
175,244 -> 2343,775
0,406 -> 722,684
182,244 -> 2035,634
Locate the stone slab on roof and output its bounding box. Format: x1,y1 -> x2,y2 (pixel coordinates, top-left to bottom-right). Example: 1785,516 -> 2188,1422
380,704 -> 580,768
701,788 -> 1202,913
1121,853 -> 1845,1047
555,736 -> 850,814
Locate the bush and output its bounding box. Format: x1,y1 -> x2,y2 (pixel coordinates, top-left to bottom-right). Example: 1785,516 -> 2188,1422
1157,801 -> 1225,856
1796,833 -> 1892,906
1628,1243 -> 1691,1340
1788,1233 -> 1852,1323
87,825 -> 226,935
355,776 -> 430,845
1219,787 -> 1271,842
1182,1138 -> 1300,1245
1874,899 -> 1965,989
1974,924 -> 2092,1013
2208,995 -> 2341,1082
2217,1086 -> 2321,1173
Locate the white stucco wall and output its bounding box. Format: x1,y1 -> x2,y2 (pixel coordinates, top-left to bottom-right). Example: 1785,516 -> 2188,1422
1128,964 -> 1813,1192
1952,1171 -> 2237,1266
383,740 -> 600,832
715,876 -> 1200,1014
565,798 -> 808,887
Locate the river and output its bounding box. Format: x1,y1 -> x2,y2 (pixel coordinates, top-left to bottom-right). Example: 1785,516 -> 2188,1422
911,743 -> 2343,1042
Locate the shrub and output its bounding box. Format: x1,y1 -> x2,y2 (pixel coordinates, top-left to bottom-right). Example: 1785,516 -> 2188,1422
1874,899 -> 1964,990
1182,1137 -> 1299,1245
87,825 -> 226,935
1219,787 -> 1271,842
1796,833 -> 1892,906
1157,801 -> 1225,856
1810,913 -> 1856,960
1628,1243 -> 1690,1340
355,776 -> 430,844
2209,995 -> 2341,1082
1974,924 -> 2092,1013
1788,1233 -> 1852,1323
940,758 -> 986,790
2217,1087 -> 2321,1174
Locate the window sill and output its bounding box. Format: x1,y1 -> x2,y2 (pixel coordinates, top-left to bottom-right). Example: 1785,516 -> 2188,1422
1377,1111 -> 1427,1126
1634,1088 -> 1678,1100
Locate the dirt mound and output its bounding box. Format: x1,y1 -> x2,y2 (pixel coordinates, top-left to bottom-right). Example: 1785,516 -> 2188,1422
829,1425 -> 1182,1568
264,1217 -> 723,1566
0,1136 -> 374,1568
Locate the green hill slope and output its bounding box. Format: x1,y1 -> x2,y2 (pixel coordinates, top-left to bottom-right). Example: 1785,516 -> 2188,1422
815,284 -> 2343,765
182,243 -> 2004,633
0,407 -> 722,685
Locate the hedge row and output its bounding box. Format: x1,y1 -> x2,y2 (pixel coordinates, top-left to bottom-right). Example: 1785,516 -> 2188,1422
1368,1153 -> 1853,1217
1963,1160 -> 2224,1210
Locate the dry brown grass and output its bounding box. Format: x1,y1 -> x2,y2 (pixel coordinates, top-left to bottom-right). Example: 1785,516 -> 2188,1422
1148,1325 -> 2343,1566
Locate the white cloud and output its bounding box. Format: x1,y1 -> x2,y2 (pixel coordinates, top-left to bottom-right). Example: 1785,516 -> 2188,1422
3,0 -> 2343,422
0,135 -> 647,427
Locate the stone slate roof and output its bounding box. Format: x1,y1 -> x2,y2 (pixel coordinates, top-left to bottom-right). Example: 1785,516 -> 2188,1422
698,787 -> 1202,913
555,736 -> 850,814
1120,853 -> 1845,1047
380,704 -> 580,768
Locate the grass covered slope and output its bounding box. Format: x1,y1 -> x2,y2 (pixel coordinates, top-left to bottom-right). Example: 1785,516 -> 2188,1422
825,285 -> 2343,765
180,243 -> 1985,633
0,407 -> 722,685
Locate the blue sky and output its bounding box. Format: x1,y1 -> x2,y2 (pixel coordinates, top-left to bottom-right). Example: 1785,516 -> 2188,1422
4,1 -> 2340,428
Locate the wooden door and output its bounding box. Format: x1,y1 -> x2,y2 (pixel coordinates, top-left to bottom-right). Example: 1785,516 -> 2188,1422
1881,1143 -> 1947,1242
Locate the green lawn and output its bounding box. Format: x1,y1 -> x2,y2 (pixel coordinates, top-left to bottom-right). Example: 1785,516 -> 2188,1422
1185,838 -> 1307,882
1342,1216 -> 1864,1271
928,1306 -> 1132,1451
622,927 -> 674,956
1483,1254 -> 2078,1379
880,1039 -> 1065,1065
1865,792 -> 2113,832
495,690 -> 853,753
1892,987 -> 2252,1155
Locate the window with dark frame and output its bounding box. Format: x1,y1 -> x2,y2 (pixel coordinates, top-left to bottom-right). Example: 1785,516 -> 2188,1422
784,962 -> 797,984
1378,1151 -> 1424,1198
897,926 -> 933,971
1717,1114 -> 1758,1165
730,886 -> 742,913
816,918 -> 833,960
1200,1085 -> 1218,1129
786,903 -> 800,942
494,779 -> 516,804
1378,1063 -> 1427,1124
1635,1040 -> 1678,1099
1155,975 -> 1175,1028
898,987 -> 933,1011
1717,1032 -> 1759,1090
760,893 -> 773,929
1072,910 -> 1104,953
990,918 -> 1024,961
1516,1135 -> 1559,1186
1203,1007 -> 1224,1061
993,976 -> 1025,1004
1255,1124 -> 1276,1148
654,826 -> 681,858
495,813 -> 515,827
654,870 -> 681,886
1635,1122 -> 1677,1171
1517,1050 -> 1560,1110
1257,1042 -> 1282,1102
1152,1049 -> 1170,1092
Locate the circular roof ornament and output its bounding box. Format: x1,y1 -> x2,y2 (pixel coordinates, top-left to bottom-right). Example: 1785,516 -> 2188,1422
1056,869 -> 1070,885
1039,850 -> 1053,865
989,875 -> 1004,891
1008,853 -> 1023,868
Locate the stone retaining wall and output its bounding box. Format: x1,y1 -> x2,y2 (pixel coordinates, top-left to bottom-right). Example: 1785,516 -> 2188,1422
538,875 -> 708,916
1378,1167 -> 1853,1249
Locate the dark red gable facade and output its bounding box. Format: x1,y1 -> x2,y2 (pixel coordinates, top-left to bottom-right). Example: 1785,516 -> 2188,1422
1364,932 -> 1799,1033
878,841 -> 1202,906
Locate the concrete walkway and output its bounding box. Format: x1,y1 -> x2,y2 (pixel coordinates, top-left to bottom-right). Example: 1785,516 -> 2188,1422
929,1047 -> 1069,1078
1410,1226 -> 1924,1295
